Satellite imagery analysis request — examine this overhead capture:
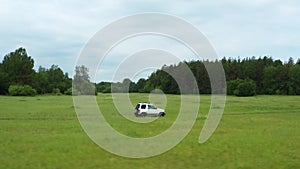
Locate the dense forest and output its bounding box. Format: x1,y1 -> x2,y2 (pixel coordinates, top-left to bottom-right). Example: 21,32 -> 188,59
0,47 -> 84,95
97,57 -> 300,96
0,47 -> 299,96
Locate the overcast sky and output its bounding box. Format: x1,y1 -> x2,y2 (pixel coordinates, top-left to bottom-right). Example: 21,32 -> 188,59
0,0 -> 299,82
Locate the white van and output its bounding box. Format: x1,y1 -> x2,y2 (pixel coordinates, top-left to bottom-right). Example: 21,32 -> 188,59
134,103 -> 166,117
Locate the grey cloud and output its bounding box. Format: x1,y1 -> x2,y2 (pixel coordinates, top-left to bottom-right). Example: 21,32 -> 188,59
0,0 -> 299,81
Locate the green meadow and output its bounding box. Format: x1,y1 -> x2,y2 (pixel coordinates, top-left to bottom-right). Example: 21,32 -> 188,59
0,94 -> 299,169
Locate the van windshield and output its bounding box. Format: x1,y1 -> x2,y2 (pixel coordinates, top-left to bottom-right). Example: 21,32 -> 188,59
135,104 -> 140,109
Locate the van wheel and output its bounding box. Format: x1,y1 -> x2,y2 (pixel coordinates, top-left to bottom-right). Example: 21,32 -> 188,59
159,112 -> 165,117
141,112 -> 147,117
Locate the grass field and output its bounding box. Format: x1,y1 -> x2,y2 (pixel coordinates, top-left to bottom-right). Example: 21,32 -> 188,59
0,94 -> 299,169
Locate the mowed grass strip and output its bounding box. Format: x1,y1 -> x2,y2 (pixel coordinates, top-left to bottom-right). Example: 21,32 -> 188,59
0,94 -> 299,169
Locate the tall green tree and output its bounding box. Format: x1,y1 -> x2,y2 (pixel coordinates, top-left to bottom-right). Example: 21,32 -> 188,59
48,65 -> 71,93
288,65 -> 300,94
96,82 -> 111,93
0,70 -> 9,94
136,78 -> 146,93
33,65 -> 71,94
296,59 -> 300,65
73,65 -> 96,95
263,66 -> 279,94
287,57 -> 294,66
1,47 -> 35,86
263,65 -> 289,94
34,66 -> 49,94
188,61 -> 210,94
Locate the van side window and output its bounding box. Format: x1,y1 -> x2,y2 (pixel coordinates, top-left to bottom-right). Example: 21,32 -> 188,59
141,104 -> 146,109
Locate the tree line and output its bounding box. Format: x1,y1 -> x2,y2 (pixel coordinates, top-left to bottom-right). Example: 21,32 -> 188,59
0,48 -> 72,95
0,47 -> 299,96
0,47 -> 96,96
97,57 -> 300,96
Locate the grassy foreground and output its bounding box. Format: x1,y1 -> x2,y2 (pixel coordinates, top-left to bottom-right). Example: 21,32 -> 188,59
0,94 -> 299,169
